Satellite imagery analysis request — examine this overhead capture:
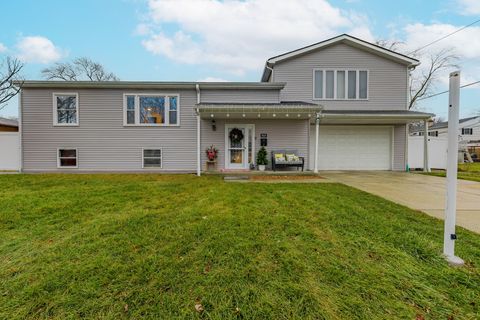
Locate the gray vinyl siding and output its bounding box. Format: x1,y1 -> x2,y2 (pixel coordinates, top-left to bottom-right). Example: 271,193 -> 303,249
22,88 -> 198,172
201,89 -> 280,103
393,124 -> 407,171
201,119 -> 309,170
273,43 -> 408,110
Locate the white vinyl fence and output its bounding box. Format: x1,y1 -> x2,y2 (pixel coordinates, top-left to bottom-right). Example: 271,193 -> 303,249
408,136 -> 447,170
0,132 -> 20,171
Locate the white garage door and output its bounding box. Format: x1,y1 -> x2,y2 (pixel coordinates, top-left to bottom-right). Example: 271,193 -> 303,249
310,126 -> 392,170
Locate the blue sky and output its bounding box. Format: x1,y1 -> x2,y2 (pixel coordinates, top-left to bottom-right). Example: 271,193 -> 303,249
1,0 -> 479,119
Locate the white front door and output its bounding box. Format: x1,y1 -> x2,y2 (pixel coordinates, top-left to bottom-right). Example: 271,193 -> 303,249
225,124 -> 255,169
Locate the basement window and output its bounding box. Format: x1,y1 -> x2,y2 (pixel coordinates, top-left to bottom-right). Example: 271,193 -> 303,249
143,148 -> 162,168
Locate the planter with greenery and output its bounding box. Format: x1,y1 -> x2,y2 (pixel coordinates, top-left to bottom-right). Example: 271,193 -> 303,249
256,147 -> 268,171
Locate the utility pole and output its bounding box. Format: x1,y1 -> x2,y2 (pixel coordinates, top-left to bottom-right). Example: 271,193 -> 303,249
443,71 -> 464,266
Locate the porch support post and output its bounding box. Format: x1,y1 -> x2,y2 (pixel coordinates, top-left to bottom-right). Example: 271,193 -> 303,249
314,114 -> 320,173
423,119 -> 430,172
196,113 -> 201,177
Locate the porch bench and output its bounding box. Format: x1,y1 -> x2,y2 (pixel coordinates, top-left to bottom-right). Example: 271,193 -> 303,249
271,150 -> 304,171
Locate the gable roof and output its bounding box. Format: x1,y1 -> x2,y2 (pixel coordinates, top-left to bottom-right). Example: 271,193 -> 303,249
261,34 -> 420,82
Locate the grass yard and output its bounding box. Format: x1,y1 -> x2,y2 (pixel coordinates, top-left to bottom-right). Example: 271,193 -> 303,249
1,174 -> 479,319
423,163 -> 480,182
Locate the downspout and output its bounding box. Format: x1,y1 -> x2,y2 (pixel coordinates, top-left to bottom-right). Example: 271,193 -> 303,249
18,88 -> 23,173
265,64 -> 274,82
196,84 -> 201,176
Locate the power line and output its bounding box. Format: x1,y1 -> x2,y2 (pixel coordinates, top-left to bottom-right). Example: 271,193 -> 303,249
417,80 -> 480,101
408,18 -> 480,55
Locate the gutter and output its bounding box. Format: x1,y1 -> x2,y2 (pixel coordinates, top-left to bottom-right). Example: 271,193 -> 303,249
14,80 -> 287,90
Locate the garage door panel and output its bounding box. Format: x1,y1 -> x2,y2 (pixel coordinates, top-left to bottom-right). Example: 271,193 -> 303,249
310,126 -> 392,170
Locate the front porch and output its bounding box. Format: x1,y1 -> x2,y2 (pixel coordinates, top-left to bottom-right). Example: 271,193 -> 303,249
195,102 -> 323,175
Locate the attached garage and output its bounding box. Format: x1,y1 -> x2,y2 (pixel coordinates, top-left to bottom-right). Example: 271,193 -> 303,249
309,125 -> 392,170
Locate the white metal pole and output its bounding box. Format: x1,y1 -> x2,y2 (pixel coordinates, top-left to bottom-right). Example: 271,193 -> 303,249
314,114 -> 320,173
423,119 -> 430,172
443,71 -> 463,266
196,114 -> 201,177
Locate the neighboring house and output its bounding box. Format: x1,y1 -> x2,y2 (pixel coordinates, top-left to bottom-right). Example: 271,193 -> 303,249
411,116 -> 480,159
0,117 -> 20,170
0,117 -> 18,132
15,34 -> 433,173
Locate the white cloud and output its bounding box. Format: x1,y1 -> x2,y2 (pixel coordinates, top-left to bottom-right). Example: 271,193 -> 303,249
0,43 -> 6,53
134,23 -> 152,36
16,36 -> 63,64
139,0 -> 374,75
198,77 -> 228,82
457,0 -> 480,15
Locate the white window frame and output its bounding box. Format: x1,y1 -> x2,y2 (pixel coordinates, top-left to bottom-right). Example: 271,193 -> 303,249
462,128 -> 473,135
53,92 -> 79,126
142,148 -> 163,169
57,148 -> 78,169
123,93 -> 180,127
312,69 -> 369,101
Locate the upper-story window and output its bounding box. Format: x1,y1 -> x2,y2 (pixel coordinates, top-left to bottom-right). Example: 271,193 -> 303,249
53,93 -> 78,125
462,128 -> 473,135
313,69 -> 368,100
124,94 -> 179,126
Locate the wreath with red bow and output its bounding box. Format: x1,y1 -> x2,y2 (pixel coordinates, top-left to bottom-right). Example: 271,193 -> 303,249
229,128 -> 244,144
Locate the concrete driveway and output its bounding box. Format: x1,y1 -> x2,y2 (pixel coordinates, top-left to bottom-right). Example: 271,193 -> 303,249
321,171 -> 480,234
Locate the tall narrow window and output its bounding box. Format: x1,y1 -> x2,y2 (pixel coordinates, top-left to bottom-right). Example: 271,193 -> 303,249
336,71 -> 345,99
169,96 -> 178,125
54,93 -> 78,125
348,71 -> 357,99
359,71 -> 368,99
58,149 -> 78,168
143,149 -> 162,168
314,70 -> 323,99
325,71 -> 334,99
126,95 -> 135,124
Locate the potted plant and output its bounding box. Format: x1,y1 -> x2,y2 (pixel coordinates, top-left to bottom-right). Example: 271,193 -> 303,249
206,145 -> 218,161
256,146 -> 268,171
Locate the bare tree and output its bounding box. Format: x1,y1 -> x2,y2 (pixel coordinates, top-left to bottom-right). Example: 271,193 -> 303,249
42,57 -> 119,81
376,40 -> 458,109
0,57 -> 23,110
408,48 -> 458,110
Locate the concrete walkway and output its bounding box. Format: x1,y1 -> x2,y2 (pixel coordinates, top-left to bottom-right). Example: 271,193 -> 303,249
322,171 -> 480,234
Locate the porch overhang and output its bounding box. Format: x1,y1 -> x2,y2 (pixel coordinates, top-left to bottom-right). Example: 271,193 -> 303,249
195,102 -> 323,120
319,110 -> 435,124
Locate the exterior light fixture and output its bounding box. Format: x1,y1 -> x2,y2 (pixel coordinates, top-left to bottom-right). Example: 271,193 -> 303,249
258,114 -> 261,117
242,113 -> 246,117
286,114 -> 289,117
211,119 -> 216,131
273,113 -> 276,117
226,113 -> 230,117
210,114 -> 214,118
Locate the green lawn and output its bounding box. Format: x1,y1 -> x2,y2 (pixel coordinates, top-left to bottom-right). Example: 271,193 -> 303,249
424,163 -> 480,182
1,174 -> 479,319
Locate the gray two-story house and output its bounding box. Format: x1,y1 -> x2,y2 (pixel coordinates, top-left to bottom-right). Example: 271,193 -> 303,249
17,34 -> 433,174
